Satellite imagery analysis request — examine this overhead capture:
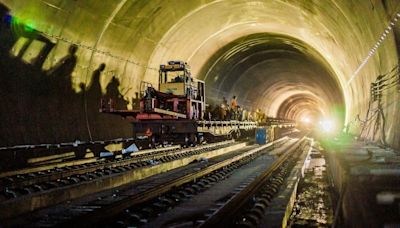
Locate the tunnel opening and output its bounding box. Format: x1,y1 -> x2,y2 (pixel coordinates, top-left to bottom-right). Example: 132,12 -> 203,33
198,33 -> 346,131
276,94 -> 325,121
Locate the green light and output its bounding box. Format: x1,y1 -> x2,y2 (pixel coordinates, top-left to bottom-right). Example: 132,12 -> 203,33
24,23 -> 35,32
10,16 -> 36,33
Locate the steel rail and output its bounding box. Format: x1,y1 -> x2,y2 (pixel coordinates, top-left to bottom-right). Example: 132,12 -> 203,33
0,145 -> 182,189
59,137 -> 289,228
1,142 -> 232,190
198,136 -> 307,227
0,140 -> 243,220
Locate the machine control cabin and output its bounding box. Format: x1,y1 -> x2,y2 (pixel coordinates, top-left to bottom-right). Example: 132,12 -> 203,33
136,61 -> 205,121
154,61 -> 205,120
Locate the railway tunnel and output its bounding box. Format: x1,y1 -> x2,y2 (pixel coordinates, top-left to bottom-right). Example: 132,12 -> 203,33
0,0 -> 400,227
0,0 -> 399,148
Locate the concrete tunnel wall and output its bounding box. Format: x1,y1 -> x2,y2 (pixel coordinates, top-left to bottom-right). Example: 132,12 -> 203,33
0,0 -> 399,149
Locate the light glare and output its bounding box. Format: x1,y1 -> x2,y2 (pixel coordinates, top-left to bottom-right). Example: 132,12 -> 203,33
319,118 -> 335,133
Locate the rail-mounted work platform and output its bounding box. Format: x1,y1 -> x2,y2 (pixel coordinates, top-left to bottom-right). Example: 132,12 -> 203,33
197,120 -> 257,136
100,98 -> 296,140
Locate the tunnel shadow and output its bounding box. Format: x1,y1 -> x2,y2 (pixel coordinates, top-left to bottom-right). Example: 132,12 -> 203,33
0,3 -> 131,146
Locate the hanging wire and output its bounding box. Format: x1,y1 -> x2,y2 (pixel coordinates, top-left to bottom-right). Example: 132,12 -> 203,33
353,60 -> 400,145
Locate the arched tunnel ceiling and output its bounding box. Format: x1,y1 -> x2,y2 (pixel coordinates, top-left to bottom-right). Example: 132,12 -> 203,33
197,33 -> 343,122
1,0 -> 400,148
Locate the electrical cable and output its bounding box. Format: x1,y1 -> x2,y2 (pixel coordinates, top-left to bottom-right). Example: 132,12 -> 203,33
378,72 -> 400,84
377,65 -> 399,80
359,110 -> 379,138
378,77 -> 399,88
378,81 -> 400,92
358,109 -> 379,123
358,65 -> 399,142
378,104 -> 388,146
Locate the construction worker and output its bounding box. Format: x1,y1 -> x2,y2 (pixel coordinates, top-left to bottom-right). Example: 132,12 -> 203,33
242,108 -> 248,121
220,97 -> 228,120
231,96 -> 238,120
255,108 -> 261,122
231,96 -> 238,109
237,106 -> 244,121
248,111 -> 253,121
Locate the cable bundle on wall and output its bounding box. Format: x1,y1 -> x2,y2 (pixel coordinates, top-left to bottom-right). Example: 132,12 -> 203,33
358,63 -> 400,145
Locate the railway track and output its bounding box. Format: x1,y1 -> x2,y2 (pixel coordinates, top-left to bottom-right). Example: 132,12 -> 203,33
1,135 -> 313,228
0,140 -> 247,220
2,137 -> 293,227
112,136 -> 308,228
0,145 -> 183,193
199,137 -> 310,227
0,141 -> 240,198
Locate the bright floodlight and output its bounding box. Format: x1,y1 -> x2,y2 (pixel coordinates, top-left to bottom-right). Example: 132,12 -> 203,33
319,118 -> 335,133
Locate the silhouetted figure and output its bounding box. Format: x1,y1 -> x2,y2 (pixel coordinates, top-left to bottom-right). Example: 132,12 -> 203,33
105,76 -> 128,109
31,36 -> 55,69
46,44 -> 78,92
86,63 -> 106,116
88,63 -> 105,95
0,7 -> 132,146
131,92 -> 140,109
